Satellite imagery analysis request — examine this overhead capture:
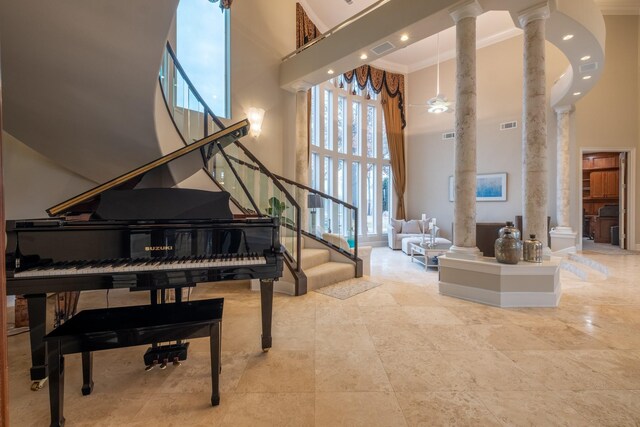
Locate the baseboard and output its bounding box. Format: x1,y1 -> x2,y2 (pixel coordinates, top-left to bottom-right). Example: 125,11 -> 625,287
438,281 -> 561,308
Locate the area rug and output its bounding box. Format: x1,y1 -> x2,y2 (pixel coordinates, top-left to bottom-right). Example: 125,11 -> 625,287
314,278 -> 382,300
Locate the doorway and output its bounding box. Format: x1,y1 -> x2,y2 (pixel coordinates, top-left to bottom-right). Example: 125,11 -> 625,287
581,149 -> 633,251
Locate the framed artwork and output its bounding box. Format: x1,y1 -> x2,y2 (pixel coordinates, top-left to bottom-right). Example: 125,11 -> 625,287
449,173 -> 507,202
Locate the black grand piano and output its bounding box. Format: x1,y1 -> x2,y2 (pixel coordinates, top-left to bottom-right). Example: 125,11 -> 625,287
6,119 -> 283,389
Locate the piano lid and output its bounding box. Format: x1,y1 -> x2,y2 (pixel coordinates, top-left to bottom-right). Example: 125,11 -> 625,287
46,119 -> 249,218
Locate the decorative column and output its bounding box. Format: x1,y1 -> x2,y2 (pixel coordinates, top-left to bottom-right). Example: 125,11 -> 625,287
295,88 -> 309,187
294,87 -> 310,229
519,4 -> 550,254
550,105 -> 578,252
449,0 -> 483,259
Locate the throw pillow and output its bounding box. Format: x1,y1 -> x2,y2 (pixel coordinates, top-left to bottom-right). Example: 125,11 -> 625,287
390,218 -> 403,233
402,219 -> 422,234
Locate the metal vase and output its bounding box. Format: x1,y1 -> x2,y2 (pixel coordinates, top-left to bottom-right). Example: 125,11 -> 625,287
495,231 -> 522,264
499,221 -> 521,240
523,234 -> 543,263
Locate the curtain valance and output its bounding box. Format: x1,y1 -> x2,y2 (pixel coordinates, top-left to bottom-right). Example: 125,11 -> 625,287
343,66 -> 406,129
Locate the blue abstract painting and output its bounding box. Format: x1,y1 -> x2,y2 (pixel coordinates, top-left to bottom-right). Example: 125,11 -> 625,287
449,173 -> 507,202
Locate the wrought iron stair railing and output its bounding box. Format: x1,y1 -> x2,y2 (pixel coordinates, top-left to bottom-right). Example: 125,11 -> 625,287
158,42 -> 362,293
159,42 -> 305,294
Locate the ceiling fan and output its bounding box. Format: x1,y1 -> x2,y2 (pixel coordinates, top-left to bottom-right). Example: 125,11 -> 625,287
410,33 -> 454,114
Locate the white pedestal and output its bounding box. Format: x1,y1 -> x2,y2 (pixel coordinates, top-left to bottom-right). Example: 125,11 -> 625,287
438,255 -> 561,307
549,227 -> 577,254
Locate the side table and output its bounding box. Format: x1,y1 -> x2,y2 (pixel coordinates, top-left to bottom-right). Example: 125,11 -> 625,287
409,242 -> 447,270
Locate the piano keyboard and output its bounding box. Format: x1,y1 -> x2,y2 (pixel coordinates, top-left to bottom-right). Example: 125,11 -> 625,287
14,253 -> 267,278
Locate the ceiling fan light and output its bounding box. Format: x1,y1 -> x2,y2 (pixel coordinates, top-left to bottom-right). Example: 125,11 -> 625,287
428,105 -> 448,114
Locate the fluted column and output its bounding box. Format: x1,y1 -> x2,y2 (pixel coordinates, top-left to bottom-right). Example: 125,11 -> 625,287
449,0 -> 482,258
550,105 -> 578,252
519,5 -> 550,252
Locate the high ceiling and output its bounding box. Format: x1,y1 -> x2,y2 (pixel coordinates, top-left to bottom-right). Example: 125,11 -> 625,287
301,0 -> 640,73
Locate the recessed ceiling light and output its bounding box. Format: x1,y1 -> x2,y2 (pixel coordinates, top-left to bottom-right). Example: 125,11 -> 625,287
581,55 -> 591,61
562,34 -> 574,41
582,75 -> 592,80
327,69 -> 334,75
400,34 -> 409,42
573,92 -> 581,96
360,53 -> 368,60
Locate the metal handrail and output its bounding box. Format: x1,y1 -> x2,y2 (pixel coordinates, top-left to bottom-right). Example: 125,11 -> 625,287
160,42 -> 303,273
164,41 -> 225,130
231,140 -> 302,270
274,173 -> 357,211
273,173 -> 359,260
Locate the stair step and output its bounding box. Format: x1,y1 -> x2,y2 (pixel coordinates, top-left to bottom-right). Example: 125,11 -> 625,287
301,248 -> 330,270
305,262 -> 355,291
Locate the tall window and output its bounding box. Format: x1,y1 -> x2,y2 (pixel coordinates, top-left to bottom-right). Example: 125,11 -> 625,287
309,78 -> 393,241
177,0 -> 230,118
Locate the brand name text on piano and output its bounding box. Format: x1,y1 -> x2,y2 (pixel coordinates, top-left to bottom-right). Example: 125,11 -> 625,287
145,246 -> 174,251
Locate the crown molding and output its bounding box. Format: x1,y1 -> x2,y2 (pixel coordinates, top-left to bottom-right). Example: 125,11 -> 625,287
594,0 -> 640,15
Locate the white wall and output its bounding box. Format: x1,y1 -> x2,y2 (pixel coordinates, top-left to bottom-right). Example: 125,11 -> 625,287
3,132 -> 96,219
574,15 -> 640,247
223,0 -> 298,180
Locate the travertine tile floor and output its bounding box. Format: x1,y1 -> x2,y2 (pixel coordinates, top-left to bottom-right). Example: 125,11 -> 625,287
7,247 -> 640,426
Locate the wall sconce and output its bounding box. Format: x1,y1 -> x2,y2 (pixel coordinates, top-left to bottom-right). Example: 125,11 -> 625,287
247,107 -> 265,138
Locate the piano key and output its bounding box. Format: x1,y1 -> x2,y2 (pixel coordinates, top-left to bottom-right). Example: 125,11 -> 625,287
14,254 -> 268,278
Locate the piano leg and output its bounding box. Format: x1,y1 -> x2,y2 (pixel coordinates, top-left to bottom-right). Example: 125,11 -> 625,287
209,322 -> 221,406
26,293 -> 48,390
47,340 -> 65,427
81,352 -> 94,395
259,279 -> 274,352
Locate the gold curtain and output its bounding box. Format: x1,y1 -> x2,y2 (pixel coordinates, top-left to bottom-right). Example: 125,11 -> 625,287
342,65 -> 406,128
296,3 -> 321,163
296,3 -> 320,49
344,65 -> 407,218
381,90 -> 406,219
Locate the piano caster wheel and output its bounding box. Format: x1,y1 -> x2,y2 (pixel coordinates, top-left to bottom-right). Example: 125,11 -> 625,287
160,358 -> 169,370
145,360 -> 158,371
262,348 -> 270,353
172,357 -> 181,367
31,378 -> 48,391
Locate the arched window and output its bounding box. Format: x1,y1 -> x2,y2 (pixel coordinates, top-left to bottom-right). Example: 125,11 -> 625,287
310,77 -> 393,242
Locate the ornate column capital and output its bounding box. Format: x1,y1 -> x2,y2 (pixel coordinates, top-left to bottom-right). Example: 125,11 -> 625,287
554,104 -> 575,115
291,81 -> 314,92
518,3 -> 550,28
449,0 -> 483,23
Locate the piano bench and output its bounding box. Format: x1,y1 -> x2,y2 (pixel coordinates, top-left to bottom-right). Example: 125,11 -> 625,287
43,298 -> 224,427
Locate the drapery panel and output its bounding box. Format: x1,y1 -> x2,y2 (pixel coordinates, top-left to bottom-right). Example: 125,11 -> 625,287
296,3 -> 321,163
296,3 -> 321,49
381,90 -> 406,219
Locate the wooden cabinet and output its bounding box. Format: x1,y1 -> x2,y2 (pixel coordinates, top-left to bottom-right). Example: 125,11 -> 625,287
583,153 -> 620,241
590,170 -> 619,198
